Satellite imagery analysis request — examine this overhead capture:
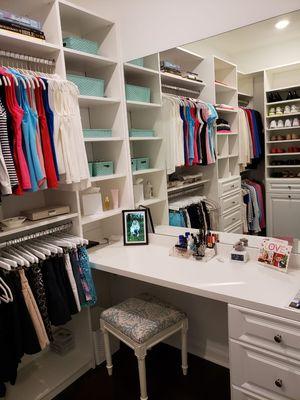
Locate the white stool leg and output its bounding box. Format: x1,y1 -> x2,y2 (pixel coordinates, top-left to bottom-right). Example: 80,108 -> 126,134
181,319 -> 188,376
102,323 -> 113,376
135,347 -> 148,400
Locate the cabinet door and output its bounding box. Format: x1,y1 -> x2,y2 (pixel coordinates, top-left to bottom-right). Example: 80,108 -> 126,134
267,193 -> 300,238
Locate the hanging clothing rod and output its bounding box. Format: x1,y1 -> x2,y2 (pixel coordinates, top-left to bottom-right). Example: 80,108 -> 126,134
162,84 -> 200,95
163,92 -> 203,102
0,222 -> 73,248
0,50 -> 55,66
168,185 -> 206,198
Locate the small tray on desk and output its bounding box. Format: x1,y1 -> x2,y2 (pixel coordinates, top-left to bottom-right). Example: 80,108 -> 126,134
169,246 -> 216,263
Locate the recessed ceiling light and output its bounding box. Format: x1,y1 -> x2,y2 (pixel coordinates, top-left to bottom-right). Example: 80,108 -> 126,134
275,19 -> 290,30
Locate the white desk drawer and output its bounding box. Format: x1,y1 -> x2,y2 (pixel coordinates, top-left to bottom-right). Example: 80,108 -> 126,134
219,176 -> 241,196
229,305 -> 300,360
232,386 -> 269,400
230,340 -> 300,400
220,191 -> 241,214
224,222 -> 243,234
221,207 -> 241,230
267,181 -> 300,193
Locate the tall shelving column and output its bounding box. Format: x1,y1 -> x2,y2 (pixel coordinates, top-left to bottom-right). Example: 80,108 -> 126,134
124,55 -> 169,225
264,63 -> 300,238
58,0 -> 133,241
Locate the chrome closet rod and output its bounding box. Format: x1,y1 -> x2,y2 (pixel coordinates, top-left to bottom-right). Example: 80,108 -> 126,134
0,222 -> 73,249
0,50 -> 55,66
161,84 -> 200,95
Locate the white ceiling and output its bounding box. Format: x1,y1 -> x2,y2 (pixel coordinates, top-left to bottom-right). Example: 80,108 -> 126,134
192,10 -> 300,56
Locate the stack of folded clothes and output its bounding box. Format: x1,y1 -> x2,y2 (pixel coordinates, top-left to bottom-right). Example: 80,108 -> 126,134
0,9 -> 45,41
216,118 -> 231,133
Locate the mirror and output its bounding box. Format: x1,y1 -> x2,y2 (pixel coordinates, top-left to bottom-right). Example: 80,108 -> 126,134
125,10 -> 300,253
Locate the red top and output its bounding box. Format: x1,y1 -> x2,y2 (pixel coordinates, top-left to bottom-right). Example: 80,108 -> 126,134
34,86 -> 58,188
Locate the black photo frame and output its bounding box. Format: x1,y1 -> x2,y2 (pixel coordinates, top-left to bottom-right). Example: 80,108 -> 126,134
122,209 -> 149,245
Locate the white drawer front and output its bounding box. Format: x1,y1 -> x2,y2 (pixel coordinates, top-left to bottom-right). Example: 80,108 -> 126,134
267,181 -> 300,193
232,386 -> 270,400
229,305 -> 300,360
224,222 -> 243,233
221,207 -> 241,230
221,191 -> 241,214
219,176 -> 241,196
230,340 -> 300,400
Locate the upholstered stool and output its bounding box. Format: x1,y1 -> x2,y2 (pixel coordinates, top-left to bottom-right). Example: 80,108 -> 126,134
100,293 -> 188,400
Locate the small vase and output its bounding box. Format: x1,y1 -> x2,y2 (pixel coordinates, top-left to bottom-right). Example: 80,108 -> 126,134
110,189 -> 119,209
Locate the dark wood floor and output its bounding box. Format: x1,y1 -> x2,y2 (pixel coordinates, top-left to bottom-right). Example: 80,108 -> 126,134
55,343 -> 230,400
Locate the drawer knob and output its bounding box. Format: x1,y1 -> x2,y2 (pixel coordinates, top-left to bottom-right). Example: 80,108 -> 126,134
274,334 -> 282,343
288,185 -> 291,189
231,184 -> 235,188
232,201 -> 236,204
275,379 -> 283,388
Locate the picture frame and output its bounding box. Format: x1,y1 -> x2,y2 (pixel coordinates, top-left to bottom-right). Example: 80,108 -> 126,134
138,205 -> 155,234
122,209 -> 149,246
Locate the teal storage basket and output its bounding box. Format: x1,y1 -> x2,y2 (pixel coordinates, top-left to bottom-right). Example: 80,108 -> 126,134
129,129 -> 155,138
136,157 -> 150,170
128,58 -> 144,67
125,84 -> 150,103
93,161 -> 114,176
131,159 -> 137,172
88,162 -> 93,176
83,129 -> 112,138
67,74 -> 104,97
63,37 -> 99,55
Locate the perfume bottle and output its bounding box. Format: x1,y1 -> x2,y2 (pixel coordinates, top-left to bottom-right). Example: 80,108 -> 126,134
104,196 -> 110,210
144,180 -> 153,199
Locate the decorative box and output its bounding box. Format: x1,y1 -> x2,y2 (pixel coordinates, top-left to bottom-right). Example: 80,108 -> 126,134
83,129 -> 112,138
82,192 -> 103,216
136,157 -> 150,170
63,36 -> 99,55
128,58 -> 144,67
125,84 -> 151,103
129,129 -> 155,137
131,158 -> 137,172
92,161 -> 114,176
88,162 -> 93,176
67,74 -> 104,97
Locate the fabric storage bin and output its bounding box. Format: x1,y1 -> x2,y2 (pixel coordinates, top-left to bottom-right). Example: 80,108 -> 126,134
83,129 -> 112,138
67,74 -> 104,97
88,162 -> 93,176
93,161 -> 114,176
125,84 -> 151,103
136,157 -> 150,170
128,58 -> 144,67
131,158 -> 137,172
63,37 -> 99,55
129,129 -> 155,138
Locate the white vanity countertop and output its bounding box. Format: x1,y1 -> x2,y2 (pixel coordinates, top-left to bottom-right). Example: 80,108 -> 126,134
89,234 -> 300,322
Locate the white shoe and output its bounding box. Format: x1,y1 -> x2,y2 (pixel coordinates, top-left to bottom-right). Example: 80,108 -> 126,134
269,107 -> 276,116
284,105 -> 291,114
270,120 -> 277,129
293,117 -> 300,127
285,119 -> 292,128
291,104 -> 299,113
277,119 -> 284,128
276,107 -> 283,115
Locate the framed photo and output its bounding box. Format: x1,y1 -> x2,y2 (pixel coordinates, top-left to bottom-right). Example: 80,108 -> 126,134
122,209 -> 149,245
138,205 -> 155,234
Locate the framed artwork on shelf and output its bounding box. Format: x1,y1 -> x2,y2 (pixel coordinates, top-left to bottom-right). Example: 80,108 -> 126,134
122,209 -> 149,245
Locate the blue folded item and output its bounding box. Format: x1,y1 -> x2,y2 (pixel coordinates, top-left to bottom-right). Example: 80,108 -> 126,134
169,211 -> 186,227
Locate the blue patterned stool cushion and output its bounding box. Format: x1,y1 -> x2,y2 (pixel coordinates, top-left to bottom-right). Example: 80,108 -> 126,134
101,294 -> 186,344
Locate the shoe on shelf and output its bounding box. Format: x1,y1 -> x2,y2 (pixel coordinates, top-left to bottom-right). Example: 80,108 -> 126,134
286,133 -> 293,140
277,119 -> 284,128
282,170 -> 290,178
285,119 -> 292,128
284,105 -> 291,114
277,148 -> 285,153
293,117 -> 300,127
277,134 -> 284,140
275,106 -> 283,115
297,172 -> 300,178
292,133 -> 300,139
271,148 -> 278,153
292,90 -> 300,99
267,92 -> 275,103
269,107 -> 276,116
287,91 -> 293,100
291,104 -> 299,113
270,120 -> 277,129
274,92 -> 282,101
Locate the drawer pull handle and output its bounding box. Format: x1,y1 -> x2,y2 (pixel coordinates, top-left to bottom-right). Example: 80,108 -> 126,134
231,184 -> 235,188
274,334 -> 282,343
288,186 -> 291,189
275,379 -> 283,388
232,201 -> 236,204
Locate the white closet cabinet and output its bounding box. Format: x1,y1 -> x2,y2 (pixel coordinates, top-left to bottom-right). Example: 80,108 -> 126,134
266,192 -> 300,238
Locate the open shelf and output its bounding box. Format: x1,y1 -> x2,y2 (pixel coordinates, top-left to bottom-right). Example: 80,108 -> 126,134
64,48 -> 117,69
129,137 -> 162,142
161,72 -> 205,90
266,98 -> 300,106
132,168 -> 164,176
267,165 -> 300,168
238,92 -> 253,100
267,152 -> 300,156
135,198 -> 165,207
90,173 -> 126,182
266,112 -> 300,119
0,30 -> 60,58
81,208 -> 122,225
215,82 -> 237,92
124,63 -> 159,76
78,96 -> 120,107
167,180 -> 210,194
215,107 -> 237,114
267,84 -> 300,93
267,139 -> 300,144
217,132 -> 239,136
0,213 -> 78,239
126,101 -> 161,111
84,137 -> 123,143
267,126 -> 300,132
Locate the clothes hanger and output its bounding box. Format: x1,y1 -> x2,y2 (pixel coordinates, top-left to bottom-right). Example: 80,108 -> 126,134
47,235 -> 75,249
0,256 -> 18,268
1,276 -> 13,302
0,279 -> 10,303
1,250 -> 25,266
9,247 -> 33,267
64,233 -> 88,246
0,259 -> 11,271
33,239 -> 61,254
22,244 -> 47,260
